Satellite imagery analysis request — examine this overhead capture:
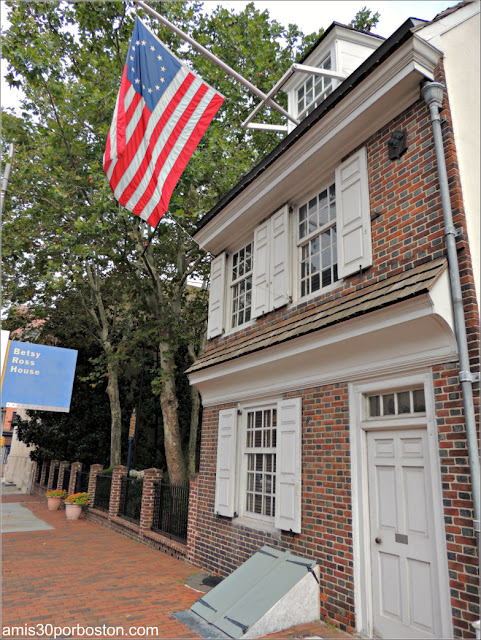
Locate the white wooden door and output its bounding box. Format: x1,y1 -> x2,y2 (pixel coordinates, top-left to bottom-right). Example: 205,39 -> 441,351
367,429 -> 442,639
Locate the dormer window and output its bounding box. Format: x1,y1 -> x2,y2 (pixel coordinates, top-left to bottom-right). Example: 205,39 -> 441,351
296,54 -> 334,120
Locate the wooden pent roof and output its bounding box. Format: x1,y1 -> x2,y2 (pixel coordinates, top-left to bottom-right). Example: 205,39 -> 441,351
187,258 -> 448,374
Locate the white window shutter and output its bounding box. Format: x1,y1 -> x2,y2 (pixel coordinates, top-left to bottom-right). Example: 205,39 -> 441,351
335,146 -> 372,278
271,205 -> 290,309
214,408 -> 237,517
207,253 -> 226,339
275,397 -> 302,533
251,220 -> 271,318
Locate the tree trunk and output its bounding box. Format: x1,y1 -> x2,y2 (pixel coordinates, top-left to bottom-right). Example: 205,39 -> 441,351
159,340 -> 188,485
187,385 -> 201,476
106,358 -> 122,467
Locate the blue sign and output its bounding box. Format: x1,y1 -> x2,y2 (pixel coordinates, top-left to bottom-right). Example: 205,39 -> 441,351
1,341 -> 78,412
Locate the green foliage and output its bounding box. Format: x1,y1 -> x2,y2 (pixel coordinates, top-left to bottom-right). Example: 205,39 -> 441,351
349,6 -> 380,32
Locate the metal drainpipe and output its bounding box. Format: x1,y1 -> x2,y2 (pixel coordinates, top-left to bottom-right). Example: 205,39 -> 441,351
421,81 -> 480,565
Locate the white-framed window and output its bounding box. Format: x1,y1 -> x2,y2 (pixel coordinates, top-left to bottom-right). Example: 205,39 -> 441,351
231,242 -> 253,328
366,387 -> 426,418
214,397 -> 302,533
244,406 -> 277,522
296,53 -> 334,120
298,182 -> 338,297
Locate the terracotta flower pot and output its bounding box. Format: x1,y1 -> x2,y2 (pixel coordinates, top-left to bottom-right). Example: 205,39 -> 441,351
65,503 -> 83,520
47,496 -> 62,511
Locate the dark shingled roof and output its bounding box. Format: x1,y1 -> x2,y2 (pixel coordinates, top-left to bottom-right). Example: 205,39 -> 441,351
187,258 -> 447,374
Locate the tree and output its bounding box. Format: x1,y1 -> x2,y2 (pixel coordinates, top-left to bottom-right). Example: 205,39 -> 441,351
349,7 -> 380,32
1,0 -> 340,482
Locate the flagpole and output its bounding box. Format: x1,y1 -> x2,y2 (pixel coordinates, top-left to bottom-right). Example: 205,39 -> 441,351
133,0 -> 299,126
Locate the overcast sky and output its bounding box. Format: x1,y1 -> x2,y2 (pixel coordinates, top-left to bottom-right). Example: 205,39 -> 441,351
1,0 -> 458,111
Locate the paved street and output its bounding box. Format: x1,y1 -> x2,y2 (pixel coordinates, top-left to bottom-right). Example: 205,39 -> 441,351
1,488 -> 356,639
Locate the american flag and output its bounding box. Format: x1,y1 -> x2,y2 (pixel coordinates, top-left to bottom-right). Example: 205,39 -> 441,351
104,18 -> 224,228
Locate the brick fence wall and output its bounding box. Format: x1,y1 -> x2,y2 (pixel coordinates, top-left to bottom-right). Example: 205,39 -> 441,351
31,462 -> 193,562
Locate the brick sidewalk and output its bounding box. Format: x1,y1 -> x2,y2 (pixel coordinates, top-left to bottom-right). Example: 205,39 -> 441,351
2,494 -> 357,639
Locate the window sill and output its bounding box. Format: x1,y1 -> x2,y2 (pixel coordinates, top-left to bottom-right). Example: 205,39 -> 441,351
232,515 -> 281,539
296,278 -> 343,304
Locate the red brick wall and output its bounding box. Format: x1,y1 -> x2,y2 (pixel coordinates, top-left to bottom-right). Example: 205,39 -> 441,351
434,362 -> 480,637
192,62 -> 479,638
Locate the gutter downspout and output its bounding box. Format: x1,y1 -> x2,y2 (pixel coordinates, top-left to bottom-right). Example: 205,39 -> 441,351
421,82 -> 480,567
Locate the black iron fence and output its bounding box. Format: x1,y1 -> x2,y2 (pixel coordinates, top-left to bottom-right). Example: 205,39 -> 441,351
35,463 -> 42,484
119,476 -> 143,524
76,470 -> 90,494
94,474 -> 112,511
52,465 -> 59,489
62,467 -> 71,492
152,482 -> 189,543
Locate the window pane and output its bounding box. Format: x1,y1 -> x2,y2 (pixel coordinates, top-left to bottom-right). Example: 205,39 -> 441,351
318,189 -> 327,209
398,391 -> 411,413
319,205 -> 328,227
311,272 -> 320,292
321,268 -> 332,288
413,389 -> 426,412
383,394 -> 395,415
369,395 -> 381,417
321,228 -> 331,249
322,248 -> 331,269
263,429 -> 271,447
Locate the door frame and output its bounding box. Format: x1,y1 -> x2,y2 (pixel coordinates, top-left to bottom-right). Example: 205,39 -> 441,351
349,370 -> 453,638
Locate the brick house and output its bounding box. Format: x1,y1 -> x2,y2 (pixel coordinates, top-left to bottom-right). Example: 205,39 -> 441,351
186,3 -> 480,638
